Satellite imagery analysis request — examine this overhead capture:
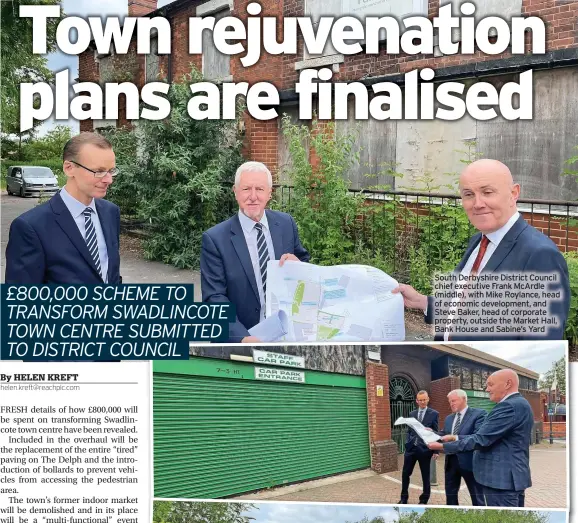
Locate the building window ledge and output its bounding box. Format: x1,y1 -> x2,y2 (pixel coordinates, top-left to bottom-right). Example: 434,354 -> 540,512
294,54 -> 345,71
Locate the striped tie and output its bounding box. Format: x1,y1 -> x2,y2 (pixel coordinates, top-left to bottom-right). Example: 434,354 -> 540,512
254,222 -> 269,298
83,208 -> 102,279
452,412 -> 462,435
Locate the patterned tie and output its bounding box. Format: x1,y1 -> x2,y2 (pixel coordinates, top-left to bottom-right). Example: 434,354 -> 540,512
254,222 -> 269,299
418,409 -> 424,423
83,208 -> 102,279
452,412 -> 462,435
470,235 -> 490,276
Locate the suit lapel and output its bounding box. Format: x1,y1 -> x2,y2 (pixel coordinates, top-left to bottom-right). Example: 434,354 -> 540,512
95,199 -> 114,282
482,215 -> 528,274
266,210 -> 283,259
458,408 -> 471,434
230,215 -> 260,303
50,192 -> 103,281
456,234 -> 481,272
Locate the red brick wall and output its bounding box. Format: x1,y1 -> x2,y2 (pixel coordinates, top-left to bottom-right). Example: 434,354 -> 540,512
521,389 -> 543,421
366,361 -> 398,473
280,0 -> 578,89
429,376 -> 461,428
546,421 -> 567,437
79,50 -> 98,132
128,0 -> 158,17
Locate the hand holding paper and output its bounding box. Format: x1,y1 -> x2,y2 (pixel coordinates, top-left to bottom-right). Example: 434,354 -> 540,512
394,416 -> 441,445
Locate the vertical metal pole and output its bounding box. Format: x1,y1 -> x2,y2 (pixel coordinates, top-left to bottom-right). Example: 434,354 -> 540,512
430,456 -> 438,486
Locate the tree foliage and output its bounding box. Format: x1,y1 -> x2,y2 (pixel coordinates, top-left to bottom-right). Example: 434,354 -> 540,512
22,125 -> 72,160
1,0 -> 63,136
538,356 -> 566,395
102,68 -> 243,268
152,501 -> 256,523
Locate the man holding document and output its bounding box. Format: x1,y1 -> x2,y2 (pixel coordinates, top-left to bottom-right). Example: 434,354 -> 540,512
397,390 -> 439,505
200,161 -> 310,343
394,159 -> 570,341
427,369 -> 533,507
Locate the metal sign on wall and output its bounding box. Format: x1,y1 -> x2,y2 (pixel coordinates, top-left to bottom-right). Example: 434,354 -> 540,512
253,349 -> 305,369
471,391 -> 490,398
254,366 -> 306,383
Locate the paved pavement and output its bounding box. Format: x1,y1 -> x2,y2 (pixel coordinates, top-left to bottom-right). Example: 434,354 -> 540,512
236,445 -> 567,509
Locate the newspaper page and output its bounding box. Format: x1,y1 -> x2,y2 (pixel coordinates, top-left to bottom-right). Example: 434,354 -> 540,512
265,261 -> 405,342
0,362 -> 151,522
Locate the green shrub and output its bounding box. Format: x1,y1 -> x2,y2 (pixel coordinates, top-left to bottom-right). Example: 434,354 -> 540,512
564,251 -> 578,347
1,159 -> 65,188
102,68 -> 243,269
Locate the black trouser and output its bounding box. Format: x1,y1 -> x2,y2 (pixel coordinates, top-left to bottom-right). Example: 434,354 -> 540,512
400,449 -> 432,503
445,455 -> 483,506
482,485 -> 525,507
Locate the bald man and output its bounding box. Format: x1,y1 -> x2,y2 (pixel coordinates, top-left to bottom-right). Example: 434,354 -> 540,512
428,370 -> 534,507
395,159 -> 570,341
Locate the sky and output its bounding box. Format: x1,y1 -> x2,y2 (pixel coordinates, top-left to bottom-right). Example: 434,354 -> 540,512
467,341 -> 566,377
41,0 -> 174,135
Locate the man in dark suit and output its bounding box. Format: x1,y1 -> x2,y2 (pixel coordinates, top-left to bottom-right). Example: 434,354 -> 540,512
398,390 -> 439,505
201,161 -> 310,343
438,389 -> 487,506
6,133 -> 121,284
394,159 -> 570,341
428,370 -> 534,507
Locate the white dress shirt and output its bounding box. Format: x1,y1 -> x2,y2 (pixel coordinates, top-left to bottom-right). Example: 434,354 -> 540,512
443,211 -> 521,341
451,406 -> 468,439
500,391 -> 519,403
60,187 -> 109,282
238,210 -> 275,321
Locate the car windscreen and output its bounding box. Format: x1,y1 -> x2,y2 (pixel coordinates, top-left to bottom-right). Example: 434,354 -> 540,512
23,167 -> 54,178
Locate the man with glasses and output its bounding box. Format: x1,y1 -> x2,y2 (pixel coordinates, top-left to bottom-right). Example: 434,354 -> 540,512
398,390 -> 439,505
6,132 -> 122,284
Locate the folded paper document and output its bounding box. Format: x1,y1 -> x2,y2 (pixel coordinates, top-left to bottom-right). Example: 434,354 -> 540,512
265,261 -> 405,342
394,417 -> 441,445
249,310 -> 290,342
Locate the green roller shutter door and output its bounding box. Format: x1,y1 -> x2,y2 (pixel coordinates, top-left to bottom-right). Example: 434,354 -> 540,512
466,390 -> 495,412
153,359 -> 371,499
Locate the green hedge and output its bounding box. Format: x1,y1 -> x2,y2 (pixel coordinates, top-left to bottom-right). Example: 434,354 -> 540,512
564,251 -> 578,347
1,160 -> 66,188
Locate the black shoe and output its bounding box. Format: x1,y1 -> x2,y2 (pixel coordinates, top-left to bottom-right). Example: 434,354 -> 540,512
397,500 -> 407,504
419,501 -> 428,505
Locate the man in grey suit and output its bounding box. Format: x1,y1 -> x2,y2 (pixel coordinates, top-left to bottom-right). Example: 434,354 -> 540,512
437,389 -> 487,506
428,369 -> 534,507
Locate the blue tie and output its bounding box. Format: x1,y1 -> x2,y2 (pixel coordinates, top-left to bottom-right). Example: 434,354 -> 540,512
254,222 -> 269,298
83,208 -> 102,279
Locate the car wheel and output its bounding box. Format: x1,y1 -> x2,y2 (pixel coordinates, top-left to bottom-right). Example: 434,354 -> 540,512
19,186 -> 25,197
6,187 -> 12,195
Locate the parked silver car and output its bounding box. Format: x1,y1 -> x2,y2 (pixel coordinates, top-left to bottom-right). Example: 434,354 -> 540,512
6,166 -> 59,197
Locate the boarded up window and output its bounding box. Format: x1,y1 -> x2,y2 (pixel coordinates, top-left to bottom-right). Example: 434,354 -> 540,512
303,0 -> 341,59
145,37 -> 160,82
203,9 -> 230,80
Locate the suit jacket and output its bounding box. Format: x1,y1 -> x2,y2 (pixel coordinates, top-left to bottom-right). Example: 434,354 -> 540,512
426,215 -> 570,341
443,393 -> 533,492
439,407 -> 487,472
5,191 -> 121,284
405,407 -> 439,455
201,210 -> 310,342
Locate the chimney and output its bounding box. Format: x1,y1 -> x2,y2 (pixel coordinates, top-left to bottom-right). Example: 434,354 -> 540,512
128,0 -> 158,17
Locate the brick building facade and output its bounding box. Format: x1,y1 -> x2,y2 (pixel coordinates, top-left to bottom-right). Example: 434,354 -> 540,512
78,0 -> 578,200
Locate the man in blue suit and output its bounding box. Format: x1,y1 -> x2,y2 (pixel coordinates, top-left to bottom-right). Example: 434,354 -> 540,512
395,159 -> 570,341
438,389 -> 487,506
6,133 -> 121,284
398,390 -> 439,505
201,161 -> 310,343
428,369 -> 534,507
